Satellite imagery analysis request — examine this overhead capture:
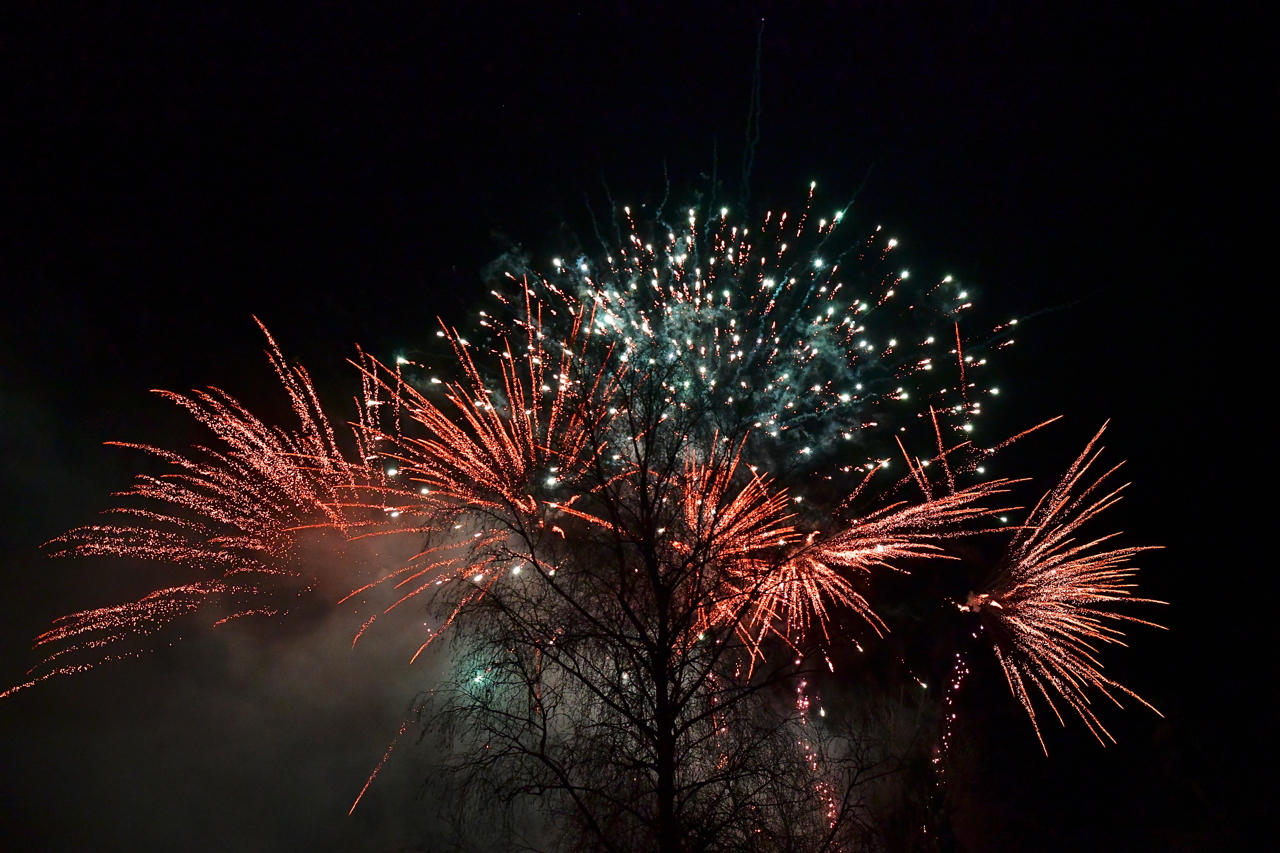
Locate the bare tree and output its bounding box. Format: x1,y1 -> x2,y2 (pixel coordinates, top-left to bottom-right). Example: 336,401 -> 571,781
392,337 -> 955,853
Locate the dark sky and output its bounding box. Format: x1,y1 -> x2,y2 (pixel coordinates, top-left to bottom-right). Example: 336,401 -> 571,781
0,3 -> 1270,850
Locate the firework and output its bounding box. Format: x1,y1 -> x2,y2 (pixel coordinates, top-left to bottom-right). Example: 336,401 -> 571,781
484,184 -> 1008,474
8,187 -> 1158,768
1,321 -> 379,698
967,424 -> 1164,750
343,192 -> 1018,661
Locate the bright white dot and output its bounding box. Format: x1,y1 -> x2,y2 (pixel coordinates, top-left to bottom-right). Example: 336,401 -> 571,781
420,487 -> 430,494
395,356 -> 408,365
887,238 -> 898,248
474,574 -> 484,583
386,468 -> 398,476
900,270 -> 909,279
990,388 -> 1000,395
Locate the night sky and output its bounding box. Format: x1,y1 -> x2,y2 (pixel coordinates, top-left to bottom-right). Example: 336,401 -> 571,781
0,3 -> 1269,850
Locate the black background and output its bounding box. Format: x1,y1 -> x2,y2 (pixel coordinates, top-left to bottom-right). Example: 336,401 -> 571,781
0,3 -> 1270,850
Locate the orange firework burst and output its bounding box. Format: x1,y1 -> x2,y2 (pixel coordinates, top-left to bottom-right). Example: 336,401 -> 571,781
353,284 -> 611,519
3,321 -> 379,698
327,283 -> 630,660
549,431 -> 1015,664
968,424 -> 1164,750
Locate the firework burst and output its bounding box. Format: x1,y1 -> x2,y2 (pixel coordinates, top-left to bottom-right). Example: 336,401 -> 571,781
2,321 -> 380,698
8,187 -> 1159,767
342,192 -> 1020,663
967,424 -> 1165,750
485,184 -> 1008,474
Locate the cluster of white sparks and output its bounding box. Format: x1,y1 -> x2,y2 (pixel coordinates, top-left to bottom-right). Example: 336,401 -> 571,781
475,182 -> 1014,476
